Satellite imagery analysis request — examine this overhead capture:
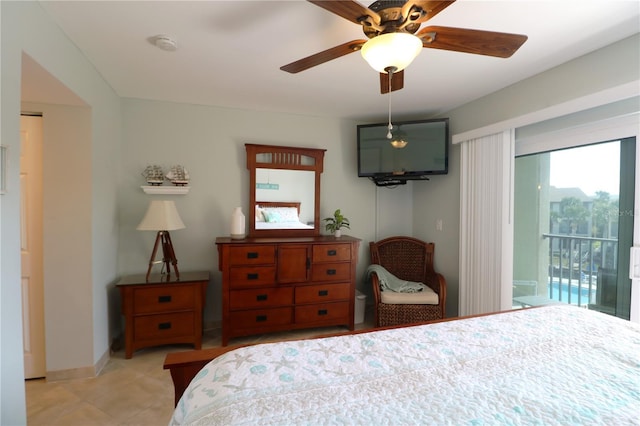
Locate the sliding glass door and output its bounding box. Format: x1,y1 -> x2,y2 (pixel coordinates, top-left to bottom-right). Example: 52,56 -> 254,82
513,137 -> 635,319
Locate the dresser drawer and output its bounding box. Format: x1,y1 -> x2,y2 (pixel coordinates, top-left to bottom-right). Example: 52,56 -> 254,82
229,307 -> 292,329
295,302 -> 350,324
133,286 -> 195,314
230,288 -> 293,309
310,262 -> 351,282
133,312 -> 194,340
230,266 -> 276,288
229,245 -> 276,266
312,244 -> 351,263
217,236 -> 360,346
295,283 -> 351,304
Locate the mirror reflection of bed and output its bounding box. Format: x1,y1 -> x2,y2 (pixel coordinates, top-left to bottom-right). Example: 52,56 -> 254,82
254,201 -> 314,230
247,144 -> 324,237
255,168 -> 315,230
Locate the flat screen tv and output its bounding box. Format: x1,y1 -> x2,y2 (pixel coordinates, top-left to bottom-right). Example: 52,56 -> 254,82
357,118 -> 449,186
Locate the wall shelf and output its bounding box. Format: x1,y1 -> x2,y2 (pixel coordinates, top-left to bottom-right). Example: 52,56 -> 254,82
141,185 -> 190,195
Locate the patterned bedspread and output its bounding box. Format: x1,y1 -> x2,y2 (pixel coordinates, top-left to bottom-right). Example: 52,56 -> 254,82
170,305 -> 640,425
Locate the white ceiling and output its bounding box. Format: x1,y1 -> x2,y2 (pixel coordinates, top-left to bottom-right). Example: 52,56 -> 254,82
25,0 -> 640,121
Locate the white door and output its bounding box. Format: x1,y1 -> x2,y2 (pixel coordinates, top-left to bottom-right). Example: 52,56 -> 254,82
21,115 -> 46,379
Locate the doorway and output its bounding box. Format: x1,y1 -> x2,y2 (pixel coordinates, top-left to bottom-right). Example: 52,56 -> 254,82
20,114 -> 46,378
513,138 -> 635,319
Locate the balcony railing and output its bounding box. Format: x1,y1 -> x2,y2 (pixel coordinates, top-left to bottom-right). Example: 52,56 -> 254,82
541,233 -> 618,308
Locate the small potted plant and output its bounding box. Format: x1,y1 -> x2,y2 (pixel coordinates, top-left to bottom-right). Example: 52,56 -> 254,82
323,209 -> 350,237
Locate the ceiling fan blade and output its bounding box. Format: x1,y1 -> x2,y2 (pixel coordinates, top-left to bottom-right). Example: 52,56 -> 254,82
280,40 -> 367,73
307,0 -> 381,26
380,70 -> 404,94
418,26 -> 527,58
401,1 -> 456,25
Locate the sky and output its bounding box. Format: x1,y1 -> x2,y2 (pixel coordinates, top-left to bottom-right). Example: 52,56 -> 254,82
550,141 -> 620,197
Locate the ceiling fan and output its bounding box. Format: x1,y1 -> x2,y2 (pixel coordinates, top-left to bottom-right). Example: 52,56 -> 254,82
281,0 -> 528,94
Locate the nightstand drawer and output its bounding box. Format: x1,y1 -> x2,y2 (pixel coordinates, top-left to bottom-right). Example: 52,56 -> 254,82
134,312 -> 194,340
134,286 -> 195,314
230,288 -> 293,309
229,245 -> 276,266
230,266 -> 277,287
295,283 -> 350,304
310,262 -> 351,282
116,272 -> 209,358
229,307 -> 292,329
312,244 -> 351,262
295,302 -> 349,324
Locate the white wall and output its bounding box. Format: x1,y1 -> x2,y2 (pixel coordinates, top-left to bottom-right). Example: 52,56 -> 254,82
1,2 -> 121,423
116,99 -> 395,327
374,183 -> 414,241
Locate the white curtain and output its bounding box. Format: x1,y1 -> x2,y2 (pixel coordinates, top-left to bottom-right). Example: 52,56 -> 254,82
459,130 -> 515,316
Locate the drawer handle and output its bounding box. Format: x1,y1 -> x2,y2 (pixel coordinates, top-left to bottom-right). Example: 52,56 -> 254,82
247,252 -> 259,259
326,269 -> 337,275
158,295 -> 172,303
318,309 -> 328,316
256,315 -> 267,322
318,290 -> 329,296
158,322 -> 172,330
247,273 -> 259,280
256,294 -> 268,301
327,249 -> 337,256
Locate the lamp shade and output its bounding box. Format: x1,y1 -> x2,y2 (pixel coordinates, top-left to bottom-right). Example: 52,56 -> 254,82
361,33 -> 423,73
136,200 -> 185,231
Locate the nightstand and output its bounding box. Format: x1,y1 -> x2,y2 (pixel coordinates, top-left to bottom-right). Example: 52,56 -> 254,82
116,271 -> 209,358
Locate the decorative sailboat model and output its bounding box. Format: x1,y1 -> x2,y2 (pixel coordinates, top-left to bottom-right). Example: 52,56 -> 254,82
142,165 -> 165,186
166,165 -> 190,186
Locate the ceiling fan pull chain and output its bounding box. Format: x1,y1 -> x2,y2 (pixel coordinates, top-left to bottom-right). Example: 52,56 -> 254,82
387,67 -> 394,139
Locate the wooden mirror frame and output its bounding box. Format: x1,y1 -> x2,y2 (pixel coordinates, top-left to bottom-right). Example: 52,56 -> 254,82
246,143 -> 325,238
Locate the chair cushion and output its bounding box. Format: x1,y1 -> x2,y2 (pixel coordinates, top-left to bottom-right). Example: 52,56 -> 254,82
381,287 -> 439,305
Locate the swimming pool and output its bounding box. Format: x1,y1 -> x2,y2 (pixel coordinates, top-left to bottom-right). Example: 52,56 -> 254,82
547,280 -> 595,305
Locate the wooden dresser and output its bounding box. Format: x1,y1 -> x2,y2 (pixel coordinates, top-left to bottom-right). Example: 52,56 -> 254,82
216,236 -> 360,346
116,271 -> 209,358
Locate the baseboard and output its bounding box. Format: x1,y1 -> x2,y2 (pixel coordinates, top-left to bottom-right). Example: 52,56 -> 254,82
46,347 -> 110,381
95,347 -> 110,375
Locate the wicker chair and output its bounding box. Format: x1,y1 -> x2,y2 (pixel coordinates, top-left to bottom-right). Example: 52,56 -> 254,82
369,236 -> 447,327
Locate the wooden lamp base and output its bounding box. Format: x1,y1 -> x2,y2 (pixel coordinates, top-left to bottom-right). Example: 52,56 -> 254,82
146,230 -> 180,281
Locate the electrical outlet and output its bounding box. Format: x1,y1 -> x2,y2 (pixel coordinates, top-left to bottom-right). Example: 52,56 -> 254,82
436,219 -> 443,231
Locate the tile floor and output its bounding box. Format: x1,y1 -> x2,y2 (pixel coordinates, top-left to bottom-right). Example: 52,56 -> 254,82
26,311 -> 374,425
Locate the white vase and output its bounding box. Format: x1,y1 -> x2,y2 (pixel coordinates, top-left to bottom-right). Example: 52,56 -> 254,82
334,229 -> 342,238
230,207 -> 246,239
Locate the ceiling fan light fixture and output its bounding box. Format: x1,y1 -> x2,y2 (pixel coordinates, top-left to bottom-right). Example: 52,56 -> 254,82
361,32 -> 422,73
390,139 -> 408,149
390,135 -> 408,149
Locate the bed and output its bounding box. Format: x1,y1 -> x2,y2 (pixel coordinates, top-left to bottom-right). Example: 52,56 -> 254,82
254,201 -> 314,230
165,305 -> 640,425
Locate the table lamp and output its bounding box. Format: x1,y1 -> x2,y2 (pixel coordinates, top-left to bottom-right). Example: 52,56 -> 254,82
137,200 -> 185,281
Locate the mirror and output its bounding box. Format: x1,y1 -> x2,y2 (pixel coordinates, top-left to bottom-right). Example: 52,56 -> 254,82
246,144 -> 325,237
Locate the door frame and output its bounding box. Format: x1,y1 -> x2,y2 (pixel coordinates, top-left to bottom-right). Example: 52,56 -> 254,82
20,114 -> 46,378
515,113 -> 640,321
